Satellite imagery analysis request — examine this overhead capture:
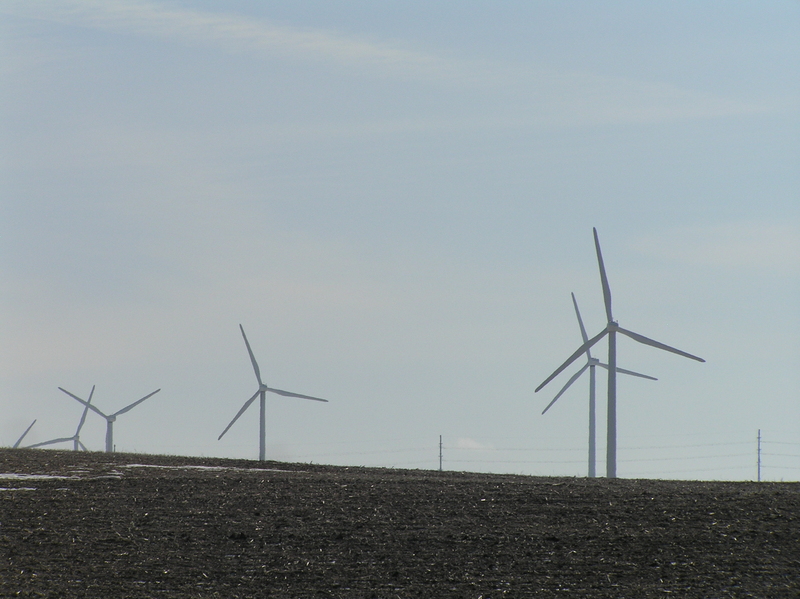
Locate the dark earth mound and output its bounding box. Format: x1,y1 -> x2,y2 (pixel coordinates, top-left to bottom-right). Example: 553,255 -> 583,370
1,449 -> 798,598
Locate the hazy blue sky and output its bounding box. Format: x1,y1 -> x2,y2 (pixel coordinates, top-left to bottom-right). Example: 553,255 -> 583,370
2,1 -> 798,480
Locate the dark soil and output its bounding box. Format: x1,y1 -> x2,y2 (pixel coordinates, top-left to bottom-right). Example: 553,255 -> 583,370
0,449 -> 798,598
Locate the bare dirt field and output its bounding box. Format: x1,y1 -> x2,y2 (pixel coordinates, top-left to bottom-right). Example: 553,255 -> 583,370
0,448 -> 798,598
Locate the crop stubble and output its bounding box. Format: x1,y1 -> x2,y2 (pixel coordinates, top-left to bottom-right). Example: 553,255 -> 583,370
0,449 -> 798,598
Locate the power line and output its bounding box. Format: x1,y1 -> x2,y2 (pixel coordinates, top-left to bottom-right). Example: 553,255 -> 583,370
444,446 -> 585,452
762,453 -> 800,458
626,465 -> 751,475
619,441 -> 752,450
293,447 -> 432,458
622,429 -> 755,440
447,458 -> 587,465
620,453 -> 752,463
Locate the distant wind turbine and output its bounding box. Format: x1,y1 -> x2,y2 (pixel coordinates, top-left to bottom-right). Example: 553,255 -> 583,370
536,228 -> 705,478
26,386 -> 95,451
219,324 -> 329,462
541,293 -> 657,478
59,386 -> 160,453
13,419 -> 37,449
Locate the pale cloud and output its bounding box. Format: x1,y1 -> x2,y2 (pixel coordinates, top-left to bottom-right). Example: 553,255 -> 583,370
2,0 -> 770,126
456,438 -> 495,451
2,0 -> 464,81
0,25 -> 73,77
633,222 -> 800,273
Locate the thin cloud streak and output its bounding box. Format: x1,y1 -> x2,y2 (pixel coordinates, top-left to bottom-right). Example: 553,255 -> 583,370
3,0 -> 770,125
2,0 -> 461,81
634,222 -> 800,273
457,438 -> 495,451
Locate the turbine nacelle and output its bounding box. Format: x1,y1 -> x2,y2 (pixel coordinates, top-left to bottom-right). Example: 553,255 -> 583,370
218,325 -> 330,461
540,294 -> 657,421
537,228 -> 705,478
59,386 -> 160,453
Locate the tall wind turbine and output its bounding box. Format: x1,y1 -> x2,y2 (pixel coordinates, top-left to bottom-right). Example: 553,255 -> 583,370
541,293 -> 657,478
219,324 -> 329,462
59,386 -> 160,453
26,386 -> 95,451
13,420 -> 37,449
536,228 -> 705,478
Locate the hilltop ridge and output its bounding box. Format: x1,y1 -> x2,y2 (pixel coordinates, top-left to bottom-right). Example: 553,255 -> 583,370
1,448 -> 798,597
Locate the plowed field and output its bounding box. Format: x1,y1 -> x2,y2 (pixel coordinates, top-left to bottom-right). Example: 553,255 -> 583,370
1,449 -> 798,598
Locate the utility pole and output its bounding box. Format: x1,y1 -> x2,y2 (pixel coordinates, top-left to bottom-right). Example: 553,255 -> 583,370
757,429 -> 762,482
439,435 -> 443,472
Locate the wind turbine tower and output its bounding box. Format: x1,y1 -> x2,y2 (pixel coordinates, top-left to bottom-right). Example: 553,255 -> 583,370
219,324 -> 329,462
536,228 -> 705,478
541,293 -> 656,477
59,386 -> 160,452
25,386 -> 96,451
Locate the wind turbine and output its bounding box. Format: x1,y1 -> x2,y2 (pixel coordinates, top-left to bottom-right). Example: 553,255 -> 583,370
59,386 -> 160,453
26,387 -> 95,451
536,228 -> 705,478
541,293 -> 657,478
13,420 -> 37,449
218,324 -> 329,462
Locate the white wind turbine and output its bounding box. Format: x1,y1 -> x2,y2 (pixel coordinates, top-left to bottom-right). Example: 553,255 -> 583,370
26,386 -> 95,451
59,386 -> 160,453
13,420 -> 37,449
541,293 -> 657,478
218,324 -> 329,462
536,228 -> 705,478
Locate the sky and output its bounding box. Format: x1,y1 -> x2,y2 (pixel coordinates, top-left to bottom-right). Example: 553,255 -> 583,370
1,0 -> 798,481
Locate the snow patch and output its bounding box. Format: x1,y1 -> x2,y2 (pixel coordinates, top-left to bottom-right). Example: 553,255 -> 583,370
0,473 -> 77,480
121,464 -> 297,473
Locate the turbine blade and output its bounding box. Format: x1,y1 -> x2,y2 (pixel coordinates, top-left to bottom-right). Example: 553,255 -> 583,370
75,385 -> 95,436
571,292 -> 591,353
593,228 -> 613,322
27,437 -> 73,449
617,326 -> 705,362
240,324 -> 264,387
59,387 -> 108,418
535,329 -> 608,393
542,363 -> 590,415
596,362 -> 658,380
78,440 -> 89,451
615,366 -> 658,381
218,390 -> 260,440
267,387 -> 329,402
113,389 -> 160,417
13,420 -> 36,448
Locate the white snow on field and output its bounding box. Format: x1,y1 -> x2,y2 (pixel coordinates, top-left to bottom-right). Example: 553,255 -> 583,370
121,464 -> 298,473
0,473 -> 76,480
0,466 -> 300,485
